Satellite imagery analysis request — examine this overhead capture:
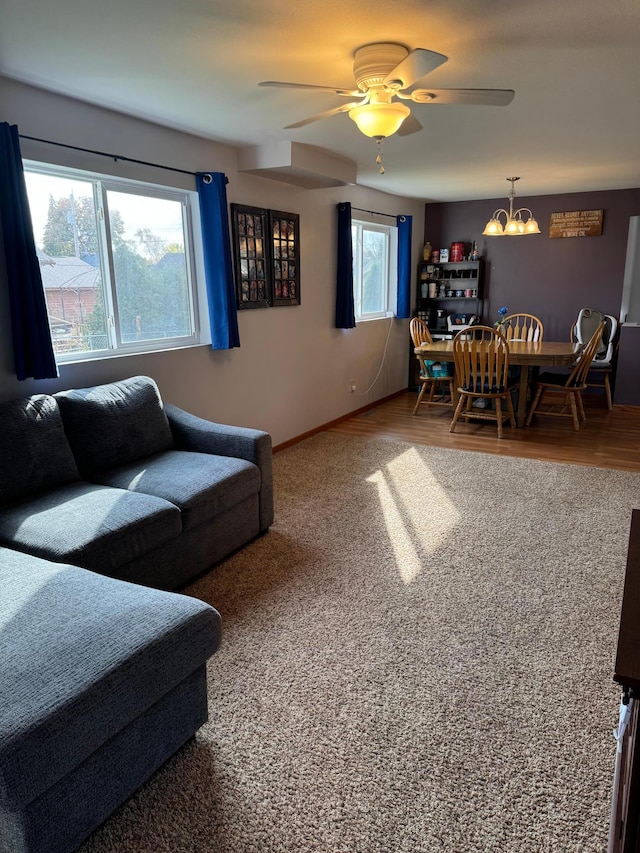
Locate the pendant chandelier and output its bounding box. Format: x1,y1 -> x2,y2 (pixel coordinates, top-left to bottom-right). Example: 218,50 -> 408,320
482,177 -> 541,236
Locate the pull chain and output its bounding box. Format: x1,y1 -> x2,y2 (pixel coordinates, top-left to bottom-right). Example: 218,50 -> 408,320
375,138 -> 385,174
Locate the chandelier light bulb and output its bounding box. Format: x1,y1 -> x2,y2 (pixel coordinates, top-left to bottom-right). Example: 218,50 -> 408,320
482,218 -> 504,236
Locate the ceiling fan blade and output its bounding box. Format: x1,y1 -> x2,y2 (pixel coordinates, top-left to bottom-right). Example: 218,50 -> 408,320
284,101 -> 366,129
383,48 -> 448,90
259,81 -> 362,97
409,88 -> 516,106
396,113 -> 423,136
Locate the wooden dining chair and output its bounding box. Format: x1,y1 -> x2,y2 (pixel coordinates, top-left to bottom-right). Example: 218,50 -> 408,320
525,321 -> 606,430
449,326 -> 516,439
409,317 -> 455,413
503,313 -> 544,342
570,310 -> 619,409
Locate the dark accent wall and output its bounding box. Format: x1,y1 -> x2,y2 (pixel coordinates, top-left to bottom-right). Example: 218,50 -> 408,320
424,188 -> 640,341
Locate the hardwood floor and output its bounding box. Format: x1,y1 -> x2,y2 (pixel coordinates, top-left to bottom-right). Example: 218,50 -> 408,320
329,390 -> 640,472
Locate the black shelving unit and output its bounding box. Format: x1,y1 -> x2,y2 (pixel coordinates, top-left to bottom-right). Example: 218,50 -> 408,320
415,260 -> 484,337
409,259 -> 485,391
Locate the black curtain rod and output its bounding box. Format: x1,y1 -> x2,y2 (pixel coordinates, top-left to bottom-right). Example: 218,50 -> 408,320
351,206 -> 398,220
19,134 -> 197,177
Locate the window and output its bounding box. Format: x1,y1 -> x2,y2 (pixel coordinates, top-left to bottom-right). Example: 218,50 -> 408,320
24,164 -> 202,360
351,219 -> 397,321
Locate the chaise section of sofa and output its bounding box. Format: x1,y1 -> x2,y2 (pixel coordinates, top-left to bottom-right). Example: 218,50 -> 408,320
0,547 -> 222,853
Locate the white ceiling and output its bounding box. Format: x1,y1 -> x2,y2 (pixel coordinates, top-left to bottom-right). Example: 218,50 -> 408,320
1,0 -> 639,202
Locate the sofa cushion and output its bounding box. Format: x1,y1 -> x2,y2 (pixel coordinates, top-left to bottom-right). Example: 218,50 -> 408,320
0,482 -> 182,575
0,395 -> 79,506
95,449 -> 261,532
55,376 -> 173,476
0,548 -> 221,810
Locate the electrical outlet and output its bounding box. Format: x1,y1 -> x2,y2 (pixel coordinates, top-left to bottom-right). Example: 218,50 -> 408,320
350,381 -> 357,392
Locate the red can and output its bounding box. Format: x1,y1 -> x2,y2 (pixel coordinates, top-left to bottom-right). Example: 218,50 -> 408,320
450,242 -> 465,262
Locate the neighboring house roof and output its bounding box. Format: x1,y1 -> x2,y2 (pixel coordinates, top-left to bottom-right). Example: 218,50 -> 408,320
37,250 -> 100,290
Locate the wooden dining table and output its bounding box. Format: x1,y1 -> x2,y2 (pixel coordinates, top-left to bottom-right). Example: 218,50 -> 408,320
415,339 -> 585,427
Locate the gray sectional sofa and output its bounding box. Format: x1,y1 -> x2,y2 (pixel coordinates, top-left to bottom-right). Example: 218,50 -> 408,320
0,376 -> 274,853
0,374 -> 273,589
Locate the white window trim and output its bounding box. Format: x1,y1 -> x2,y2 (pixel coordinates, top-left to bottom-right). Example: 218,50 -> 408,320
24,160 -> 211,365
352,218 -> 397,322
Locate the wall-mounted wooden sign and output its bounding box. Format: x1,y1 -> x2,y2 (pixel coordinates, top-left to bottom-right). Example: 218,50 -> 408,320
549,209 -> 603,239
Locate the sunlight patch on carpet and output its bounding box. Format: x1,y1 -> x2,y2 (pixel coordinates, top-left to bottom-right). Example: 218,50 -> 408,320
366,445 -> 460,583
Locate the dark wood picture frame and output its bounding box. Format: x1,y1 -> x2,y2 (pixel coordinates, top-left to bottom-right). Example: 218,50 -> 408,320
231,204 -> 272,309
269,209 -> 300,307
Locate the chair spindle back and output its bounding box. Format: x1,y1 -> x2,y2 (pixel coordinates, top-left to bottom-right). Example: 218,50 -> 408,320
453,326 -> 510,394
503,313 -> 544,343
410,317 -> 433,347
566,321 -> 606,388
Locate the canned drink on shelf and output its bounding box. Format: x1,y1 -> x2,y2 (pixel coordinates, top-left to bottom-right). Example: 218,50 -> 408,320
450,242 -> 465,262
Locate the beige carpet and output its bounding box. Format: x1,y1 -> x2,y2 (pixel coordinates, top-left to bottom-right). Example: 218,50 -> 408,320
80,433 -> 640,853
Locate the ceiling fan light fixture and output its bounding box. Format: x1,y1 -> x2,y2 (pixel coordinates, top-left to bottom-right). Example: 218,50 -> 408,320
482,177 -> 540,237
348,102 -> 411,138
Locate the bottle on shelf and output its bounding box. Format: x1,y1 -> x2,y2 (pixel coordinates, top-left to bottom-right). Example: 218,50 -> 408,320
423,241 -> 432,261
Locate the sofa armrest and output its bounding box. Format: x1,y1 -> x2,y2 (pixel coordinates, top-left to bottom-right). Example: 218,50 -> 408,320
164,403 -> 274,531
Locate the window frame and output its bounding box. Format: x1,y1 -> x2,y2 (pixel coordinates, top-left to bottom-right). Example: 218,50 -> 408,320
24,160 -> 208,363
351,218 -> 397,322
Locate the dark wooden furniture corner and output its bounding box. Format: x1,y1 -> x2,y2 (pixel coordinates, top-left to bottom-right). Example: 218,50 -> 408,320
610,509 -> 640,852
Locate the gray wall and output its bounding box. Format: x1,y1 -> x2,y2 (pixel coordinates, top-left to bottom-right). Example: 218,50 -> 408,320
0,77 -> 426,445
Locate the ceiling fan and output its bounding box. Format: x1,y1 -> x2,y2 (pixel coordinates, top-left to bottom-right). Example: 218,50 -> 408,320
259,43 -> 515,172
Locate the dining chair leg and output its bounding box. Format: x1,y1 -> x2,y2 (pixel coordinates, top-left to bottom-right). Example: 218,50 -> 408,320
495,397 -> 504,439
506,391 -> 516,428
576,390 -> 586,423
605,373 -> 613,410
412,382 -> 427,415
568,392 -> 580,430
525,385 -> 544,426
450,394 -> 466,433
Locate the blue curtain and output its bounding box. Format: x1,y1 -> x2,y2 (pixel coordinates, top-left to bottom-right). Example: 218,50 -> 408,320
196,172 -> 240,350
396,214 -> 412,319
335,202 -> 355,329
0,123 -> 58,380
